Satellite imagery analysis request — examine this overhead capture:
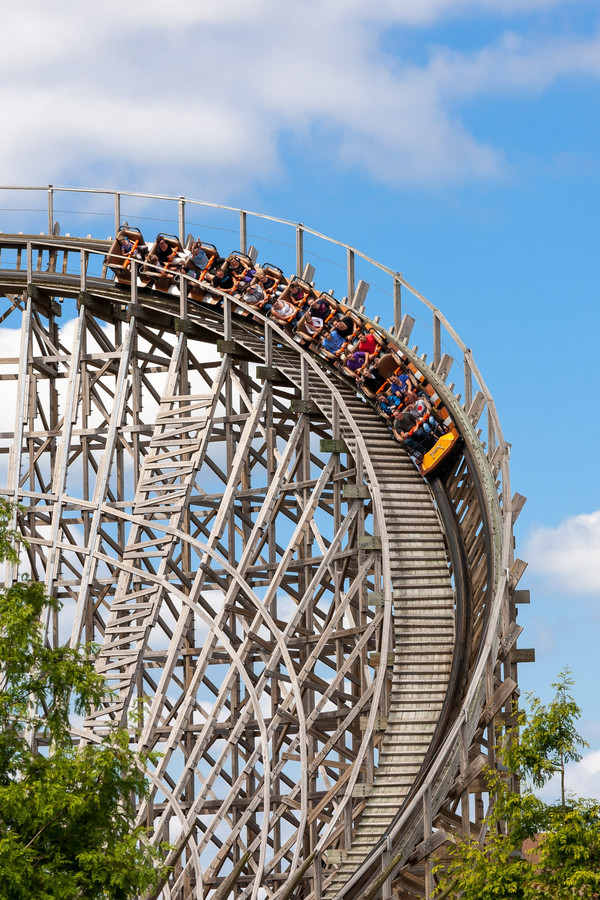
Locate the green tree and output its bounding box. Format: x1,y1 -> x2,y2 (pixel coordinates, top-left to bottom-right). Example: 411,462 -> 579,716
434,670 -> 600,900
503,669 -> 589,807
0,499 -> 167,899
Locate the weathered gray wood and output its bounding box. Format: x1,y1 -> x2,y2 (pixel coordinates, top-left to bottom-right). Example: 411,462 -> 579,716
398,313 -> 415,345
512,648 -> 536,663
0,229 -> 518,900
434,353 -> 454,382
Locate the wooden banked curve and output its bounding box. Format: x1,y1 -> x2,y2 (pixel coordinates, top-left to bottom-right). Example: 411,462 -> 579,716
232,329 -> 457,896
0,227 -> 520,900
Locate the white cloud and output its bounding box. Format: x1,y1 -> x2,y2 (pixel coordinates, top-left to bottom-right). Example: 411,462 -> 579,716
346,0 -> 581,25
0,1 -> 596,192
525,511 -> 600,594
426,31 -> 600,99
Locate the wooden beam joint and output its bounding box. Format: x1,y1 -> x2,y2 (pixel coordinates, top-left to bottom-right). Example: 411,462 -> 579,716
358,535 -> 381,550
320,438 -> 349,453
342,483 -> 371,499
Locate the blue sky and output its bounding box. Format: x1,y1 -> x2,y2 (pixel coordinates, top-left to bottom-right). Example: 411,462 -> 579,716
1,0 -> 599,800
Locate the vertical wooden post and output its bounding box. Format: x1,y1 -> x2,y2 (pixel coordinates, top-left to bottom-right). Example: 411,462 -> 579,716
179,272 -> 188,321
178,197 -> 185,244
464,351 -> 473,410
114,192 -> 121,238
433,313 -> 441,369
223,295 -> 232,341
239,211 -> 247,254
460,719 -> 470,836
347,248 -> 355,302
393,277 -> 402,334
487,412 -> 496,458
423,785 -> 433,900
130,258 -> 138,307
301,355 -> 309,400
264,321 -> 272,368
486,657 -> 496,777
314,852 -> 322,900
344,804 -> 352,849
382,835 -> 393,900
47,185 -> 54,235
296,226 -> 304,277
351,279 -> 369,310
80,249 -> 87,293
8,294 -> 32,577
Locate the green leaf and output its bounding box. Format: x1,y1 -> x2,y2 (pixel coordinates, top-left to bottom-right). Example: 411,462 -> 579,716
0,502 -> 170,899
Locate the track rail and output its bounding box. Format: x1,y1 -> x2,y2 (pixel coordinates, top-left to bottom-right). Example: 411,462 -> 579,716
0,223 -> 528,900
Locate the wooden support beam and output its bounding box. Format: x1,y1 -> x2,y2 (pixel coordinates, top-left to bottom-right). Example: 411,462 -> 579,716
358,535 -> 381,550
302,262 -> 315,283
511,492 -> 527,523
435,353 -> 454,382
342,483 -> 371,499
320,438 -> 349,453
449,754 -> 488,797
479,678 -> 517,728
467,390 -> 486,426
367,652 -> 394,667
360,714 -> 388,730
393,277 -> 402,333
398,314 -> 415,345
216,339 -> 257,361
352,279 -> 369,309
512,648 -> 535,664
498,621 -> 523,659
324,849 -> 348,865
256,365 -> 287,384
509,558 -> 527,589
173,317 -> 195,335
290,398 -> 321,415
351,783 -> 373,798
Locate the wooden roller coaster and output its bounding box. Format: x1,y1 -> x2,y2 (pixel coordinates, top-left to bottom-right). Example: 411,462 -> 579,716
0,187 -> 531,900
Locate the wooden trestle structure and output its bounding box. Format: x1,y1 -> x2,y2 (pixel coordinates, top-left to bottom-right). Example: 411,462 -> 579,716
0,197 -> 530,900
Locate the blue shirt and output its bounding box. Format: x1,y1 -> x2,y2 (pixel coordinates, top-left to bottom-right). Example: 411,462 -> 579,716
389,373 -> 410,396
322,330 -> 345,353
192,248 -> 209,270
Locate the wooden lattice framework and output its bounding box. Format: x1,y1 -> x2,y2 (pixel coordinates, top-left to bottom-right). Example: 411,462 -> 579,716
0,190 -> 530,900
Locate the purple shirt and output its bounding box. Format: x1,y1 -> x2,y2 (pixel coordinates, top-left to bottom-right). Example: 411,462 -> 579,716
346,351 -> 366,371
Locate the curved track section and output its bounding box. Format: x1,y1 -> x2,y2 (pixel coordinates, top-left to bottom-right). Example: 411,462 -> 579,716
238,331 -> 457,897
0,224 -> 527,900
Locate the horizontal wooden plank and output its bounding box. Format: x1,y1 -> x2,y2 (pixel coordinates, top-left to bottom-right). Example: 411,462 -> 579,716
512,647 -> 536,663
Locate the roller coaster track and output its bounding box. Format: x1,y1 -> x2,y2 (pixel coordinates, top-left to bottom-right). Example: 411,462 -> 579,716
0,189 -> 530,900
